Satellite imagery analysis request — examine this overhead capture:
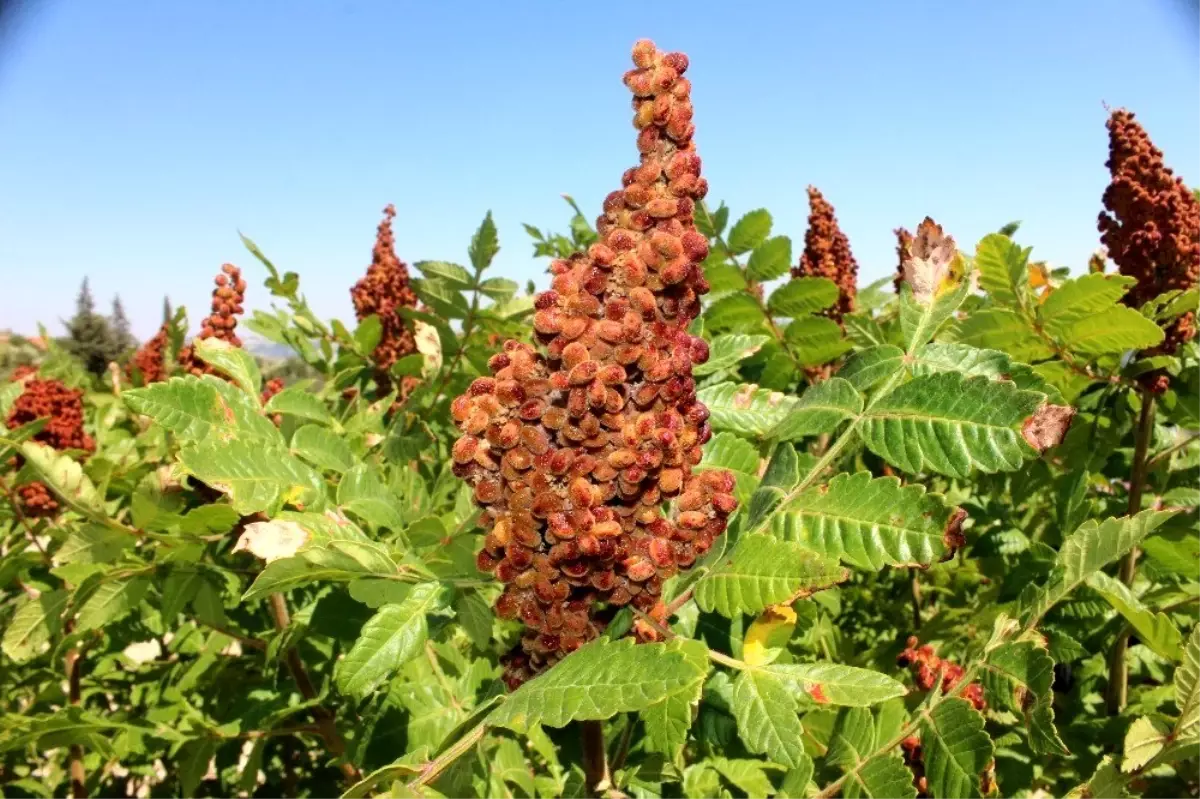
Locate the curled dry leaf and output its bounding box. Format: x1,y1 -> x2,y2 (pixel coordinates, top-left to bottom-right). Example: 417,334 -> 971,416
414,320 -> 442,377
1021,404 -> 1077,452
942,507 -> 969,555
232,519 -> 309,563
902,217 -> 971,305
122,639 -> 163,664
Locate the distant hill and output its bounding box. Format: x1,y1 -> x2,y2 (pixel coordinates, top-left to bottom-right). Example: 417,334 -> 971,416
241,334 -> 295,361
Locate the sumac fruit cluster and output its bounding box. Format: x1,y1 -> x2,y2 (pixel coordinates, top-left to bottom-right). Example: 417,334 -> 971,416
450,39 -> 737,688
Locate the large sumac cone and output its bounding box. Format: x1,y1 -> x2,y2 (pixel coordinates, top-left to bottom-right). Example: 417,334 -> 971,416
449,39 -> 737,688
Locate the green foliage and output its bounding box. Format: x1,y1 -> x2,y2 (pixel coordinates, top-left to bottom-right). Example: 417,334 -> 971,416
1,157 -> 1197,799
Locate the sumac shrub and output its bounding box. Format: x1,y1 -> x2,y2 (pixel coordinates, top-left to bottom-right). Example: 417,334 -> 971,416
0,39 -> 1197,799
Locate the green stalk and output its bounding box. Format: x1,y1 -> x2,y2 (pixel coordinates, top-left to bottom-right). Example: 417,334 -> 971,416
1105,393 -> 1156,715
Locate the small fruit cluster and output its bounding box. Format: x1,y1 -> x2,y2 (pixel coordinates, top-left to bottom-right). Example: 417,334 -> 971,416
900,736 -> 929,798
1098,108 -> 1199,389
128,323 -> 170,386
791,186 -> 859,324
897,636 -> 986,711
179,264 -> 247,376
16,481 -> 58,517
9,365 -> 37,382
261,377 -> 285,426
6,377 -> 95,518
450,39 -> 737,689
902,633 -> 984,710
350,204 -> 420,394
7,378 -> 94,453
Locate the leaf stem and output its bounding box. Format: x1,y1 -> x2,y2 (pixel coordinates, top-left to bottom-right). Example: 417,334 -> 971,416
267,593 -> 361,786
1106,392 -> 1156,715
402,719 -> 488,793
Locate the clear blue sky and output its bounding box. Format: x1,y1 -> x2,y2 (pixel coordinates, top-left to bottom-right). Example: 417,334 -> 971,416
1,0 -> 1197,340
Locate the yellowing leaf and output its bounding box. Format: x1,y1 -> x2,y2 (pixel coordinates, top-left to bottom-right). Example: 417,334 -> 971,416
743,604 -> 798,666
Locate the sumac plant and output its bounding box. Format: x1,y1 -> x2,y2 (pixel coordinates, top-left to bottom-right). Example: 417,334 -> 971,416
1,39 -> 1198,799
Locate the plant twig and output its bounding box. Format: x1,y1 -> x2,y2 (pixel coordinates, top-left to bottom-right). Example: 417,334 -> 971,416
66,641 -> 86,798
1106,392 -> 1156,715
403,720 -> 489,792
267,593 -> 361,785
581,720 -> 611,798
911,570 -> 923,631
1145,431 -> 1199,471
610,717 -> 636,774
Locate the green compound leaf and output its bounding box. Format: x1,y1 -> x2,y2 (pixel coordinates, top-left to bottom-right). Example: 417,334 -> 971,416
694,334 -> 772,377
859,371 -> 1067,478
265,385 -> 334,424
195,337 -> 262,398
727,208 -> 773,254
641,640 -> 708,759
840,345 -> 905,392
468,211 -> 500,272
694,535 -> 848,617
1087,572 -> 1183,661
847,754 -> 918,799
1,590 -> 68,663
770,472 -> 964,570
974,233 -> 1031,310
784,315 -> 854,367
337,465 -> 406,532
76,577 -> 152,632
1038,272 -> 1164,355
1122,716 -> 1170,773
488,637 -> 709,732
920,697 -> 995,799
950,308 -> 1054,363
767,277 -> 839,317
18,442 -> 104,517
1019,510 -> 1178,626
1065,756 -> 1126,799
746,235 -> 793,282
179,439 -> 324,516
981,640 -> 1066,755
697,382 -> 800,438
760,662 -> 907,707
731,668 -> 807,767
705,294 -> 768,333
336,582 -> 448,699
291,424 -> 356,473
768,378 -> 863,441
124,375 -> 283,447
1176,625 -> 1199,745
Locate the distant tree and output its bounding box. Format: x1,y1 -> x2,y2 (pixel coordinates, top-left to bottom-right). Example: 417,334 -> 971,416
110,295 -> 135,354
62,278 -> 120,375
162,296 -> 173,325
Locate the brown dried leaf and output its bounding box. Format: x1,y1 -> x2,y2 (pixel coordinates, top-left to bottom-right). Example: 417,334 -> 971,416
1021,404 -> 1077,452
